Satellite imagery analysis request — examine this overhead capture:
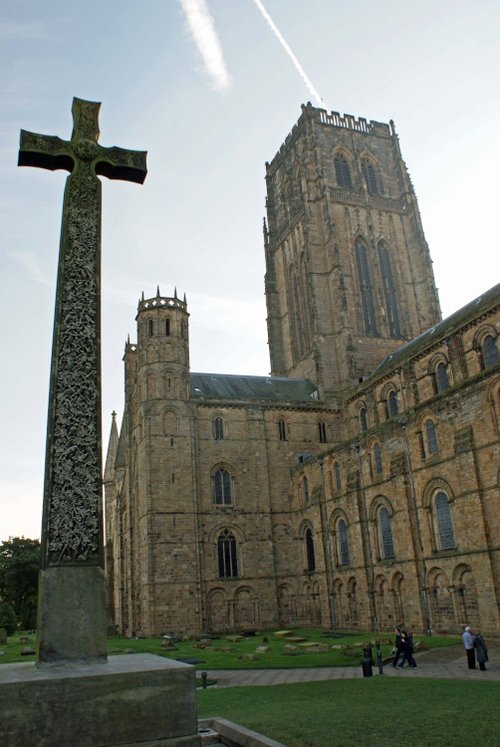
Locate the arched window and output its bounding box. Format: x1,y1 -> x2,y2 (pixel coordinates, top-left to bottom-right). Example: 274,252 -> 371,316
387,390 -> 399,418
359,406 -> 368,433
481,335 -> 498,369
338,519 -> 350,566
355,240 -> 378,336
378,242 -> 401,338
318,420 -> 327,443
361,160 -> 379,195
213,416 -> 224,441
214,469 -> 232,505
147,319 -> 154,337
334,154 -> 352,188
373,443 -> 383,474
425,419 -> 438,455
379,507 -> 395,559
435,491 -> 455,550
165,318 -> 170,336
435,362 -> 449,392
305,528 -> 316,572
218,529 -> 238,578
333,462 -> 341,491
303,476 -> 310,503
278,419 -> 287,442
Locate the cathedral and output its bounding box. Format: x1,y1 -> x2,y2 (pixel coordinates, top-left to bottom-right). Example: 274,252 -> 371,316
104,103 -> 500,637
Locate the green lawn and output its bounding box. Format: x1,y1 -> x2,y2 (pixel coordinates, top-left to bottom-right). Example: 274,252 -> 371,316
107,628 -> 458,670
106,629 -> 458,670
197,678 -> 500,747
1,630 -> 493,746
1,629 -> 459,669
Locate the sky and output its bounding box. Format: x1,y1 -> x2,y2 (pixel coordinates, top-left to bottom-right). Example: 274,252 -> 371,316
1,0 -> 500,540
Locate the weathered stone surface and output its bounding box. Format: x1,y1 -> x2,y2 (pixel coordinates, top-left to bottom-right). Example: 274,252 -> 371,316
36,566 -> 107,664
105,104 -> 500,640
0,654 -> 199,747
18,97 -> 146,665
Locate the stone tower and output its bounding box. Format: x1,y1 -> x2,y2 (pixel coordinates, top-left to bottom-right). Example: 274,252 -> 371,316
264,103 -> 442,398
112,289 -> 202,635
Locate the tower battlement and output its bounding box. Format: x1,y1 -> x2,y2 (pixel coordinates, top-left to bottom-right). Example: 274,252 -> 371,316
267,102 -> 395,173
137,288 -> 187,315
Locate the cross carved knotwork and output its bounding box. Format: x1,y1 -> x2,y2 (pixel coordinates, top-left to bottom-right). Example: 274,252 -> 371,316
19,97 -> 147,577
19,97 -> 147,664
19,97 -> 147,183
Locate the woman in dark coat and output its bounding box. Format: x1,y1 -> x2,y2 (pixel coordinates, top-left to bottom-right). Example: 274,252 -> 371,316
397,630 -> 417,668
474,633 -> 488,671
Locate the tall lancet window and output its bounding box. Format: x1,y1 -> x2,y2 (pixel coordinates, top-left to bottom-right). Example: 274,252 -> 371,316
290,268 -> 304,360
355,240 -> 378,336
378,242 -> 401,338
361,160 -> 379,194
334,154 -> 352,188
218,529 -> 238,578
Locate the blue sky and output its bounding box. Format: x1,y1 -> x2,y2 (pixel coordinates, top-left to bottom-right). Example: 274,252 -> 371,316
1,0 -> 500,539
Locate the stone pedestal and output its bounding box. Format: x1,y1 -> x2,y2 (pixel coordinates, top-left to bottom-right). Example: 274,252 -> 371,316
36,566 -> 108,663
0,654 -> 200,747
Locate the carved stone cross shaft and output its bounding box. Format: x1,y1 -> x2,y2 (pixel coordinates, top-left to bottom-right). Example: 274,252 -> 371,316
19,98 -> 147,665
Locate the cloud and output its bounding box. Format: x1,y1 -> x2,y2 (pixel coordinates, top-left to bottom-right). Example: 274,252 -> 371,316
180,0 -> 231,91
252,0 -> 324,108
8,251 -> 52,285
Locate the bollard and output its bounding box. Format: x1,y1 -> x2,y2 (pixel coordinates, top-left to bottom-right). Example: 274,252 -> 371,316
201,671 -> 208,689
361,646 -> 373,677
375,640 -> 384,675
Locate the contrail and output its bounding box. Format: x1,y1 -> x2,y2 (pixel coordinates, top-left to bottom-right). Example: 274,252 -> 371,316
252,0 -> 324,108
180,0 -> 231,91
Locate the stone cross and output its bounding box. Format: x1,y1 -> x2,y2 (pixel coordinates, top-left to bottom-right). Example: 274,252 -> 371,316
19,98 -> 147,665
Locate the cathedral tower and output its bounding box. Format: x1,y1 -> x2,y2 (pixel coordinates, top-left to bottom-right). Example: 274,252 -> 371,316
264,103 -> 441,397
117,288 -> 201,635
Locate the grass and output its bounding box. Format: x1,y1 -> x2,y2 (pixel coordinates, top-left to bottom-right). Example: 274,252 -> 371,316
0,631 -> 37,664
197,678 -> 500,746
1,629 -> 459,669
106,628 -> 458,670
2,630 -> 493,746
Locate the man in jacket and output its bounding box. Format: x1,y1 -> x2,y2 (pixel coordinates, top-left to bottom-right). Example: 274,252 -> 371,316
462,625 -> 475,669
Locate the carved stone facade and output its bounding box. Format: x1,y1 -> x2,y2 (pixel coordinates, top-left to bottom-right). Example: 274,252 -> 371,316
105,105 -> 500,636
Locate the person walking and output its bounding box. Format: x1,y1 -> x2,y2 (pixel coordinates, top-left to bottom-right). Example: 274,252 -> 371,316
397,630 -> 417,668
474,632 -> 488,671
391,627 -> 403,668
462,625 -> 476,669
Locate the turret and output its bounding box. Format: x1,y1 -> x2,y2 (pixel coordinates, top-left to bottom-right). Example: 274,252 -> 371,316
135,287 -> 190,402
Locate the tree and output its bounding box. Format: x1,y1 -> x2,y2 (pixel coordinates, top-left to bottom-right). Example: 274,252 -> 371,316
0,602 -> 17,636
0,537 -> 40,630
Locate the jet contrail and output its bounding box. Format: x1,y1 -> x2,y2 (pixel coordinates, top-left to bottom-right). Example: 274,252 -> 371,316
252,0 -> 324,108
180,0 -> 231,91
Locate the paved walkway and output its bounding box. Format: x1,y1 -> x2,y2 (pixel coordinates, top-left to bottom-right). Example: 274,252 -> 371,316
205,643 -> 500,688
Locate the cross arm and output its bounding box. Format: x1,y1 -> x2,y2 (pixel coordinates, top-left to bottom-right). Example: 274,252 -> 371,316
95,146 -> 147,184
18,130 -> 74,173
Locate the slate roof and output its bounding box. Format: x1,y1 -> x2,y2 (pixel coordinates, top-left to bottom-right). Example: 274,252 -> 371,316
368,281 -> 500,383
190,373 -> 319,403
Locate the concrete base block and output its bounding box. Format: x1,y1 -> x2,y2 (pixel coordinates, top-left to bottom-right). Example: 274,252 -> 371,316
0,653 -> 200,747
199,718 -> 286,746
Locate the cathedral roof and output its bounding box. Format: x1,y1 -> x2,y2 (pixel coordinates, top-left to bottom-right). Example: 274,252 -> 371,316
368,281 -> 500,383
190,373 -> 319,403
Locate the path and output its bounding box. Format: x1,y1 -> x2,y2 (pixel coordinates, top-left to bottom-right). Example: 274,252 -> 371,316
204,642 -> 500,688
